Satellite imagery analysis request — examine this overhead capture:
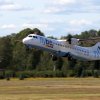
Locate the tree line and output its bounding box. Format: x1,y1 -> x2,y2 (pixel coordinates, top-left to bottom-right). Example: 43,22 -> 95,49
0,28 -> 100,79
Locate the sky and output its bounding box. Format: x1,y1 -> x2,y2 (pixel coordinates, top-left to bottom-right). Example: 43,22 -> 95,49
0,0 -> 100,37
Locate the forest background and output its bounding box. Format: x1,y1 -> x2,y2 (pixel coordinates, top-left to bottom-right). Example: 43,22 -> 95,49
0,28 -> 100,79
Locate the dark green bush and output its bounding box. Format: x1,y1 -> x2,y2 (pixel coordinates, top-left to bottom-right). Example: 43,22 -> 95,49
93,70 -> 99,78
0,69 -> 98,79
75,70 -> 93,77
67,70 -> 75,77
19,74 -> 24,80
54,70 -> 63,77
32,70 -> 64,78
6,76 -> 10,81
16,71 -> 33,78
5,70 -> 14,78
34,71 -> 45,77
0,71 -> 5,79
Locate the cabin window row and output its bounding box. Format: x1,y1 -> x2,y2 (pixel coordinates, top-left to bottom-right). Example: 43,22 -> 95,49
74,47 -> 89,54
53,42 -> 69,48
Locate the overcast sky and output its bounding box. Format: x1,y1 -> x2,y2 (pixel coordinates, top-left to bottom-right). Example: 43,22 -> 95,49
0,0 -> 100,37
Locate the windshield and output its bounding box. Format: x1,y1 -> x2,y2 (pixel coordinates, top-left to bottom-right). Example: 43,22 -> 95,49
28,35 -> 32,37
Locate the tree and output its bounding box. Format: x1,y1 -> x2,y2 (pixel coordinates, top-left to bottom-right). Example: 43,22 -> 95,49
33,28 -> 44,36
55,57 -> 63,70
0,37 -> 12,69
0,28 -> 100,78
36,51 -> 54,71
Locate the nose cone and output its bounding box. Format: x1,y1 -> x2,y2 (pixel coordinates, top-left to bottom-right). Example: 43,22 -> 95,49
22,38 -> 27,44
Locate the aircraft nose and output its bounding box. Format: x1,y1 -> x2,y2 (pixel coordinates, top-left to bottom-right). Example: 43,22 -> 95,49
22,38 -> 27,44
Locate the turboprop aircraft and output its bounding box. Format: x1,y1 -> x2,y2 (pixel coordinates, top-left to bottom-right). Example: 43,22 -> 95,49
22,34 -> 100,61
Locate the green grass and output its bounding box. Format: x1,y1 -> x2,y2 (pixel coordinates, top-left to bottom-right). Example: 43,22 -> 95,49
0,78 -> 100,100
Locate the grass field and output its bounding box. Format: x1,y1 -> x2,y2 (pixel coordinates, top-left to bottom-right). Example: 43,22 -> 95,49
0,78 -> 100,100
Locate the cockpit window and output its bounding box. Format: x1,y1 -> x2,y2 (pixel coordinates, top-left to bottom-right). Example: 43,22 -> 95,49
28,35 -> 37,39
28,35 -> 32,37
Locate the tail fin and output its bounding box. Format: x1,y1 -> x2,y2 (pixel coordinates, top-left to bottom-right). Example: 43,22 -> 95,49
92,42 -> 100,50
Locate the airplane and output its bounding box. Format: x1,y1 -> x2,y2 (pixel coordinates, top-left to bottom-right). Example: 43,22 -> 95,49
22,34 -> 100,61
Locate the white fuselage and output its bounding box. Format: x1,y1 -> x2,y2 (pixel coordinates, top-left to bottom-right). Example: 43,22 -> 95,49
22,34 -> 100,61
